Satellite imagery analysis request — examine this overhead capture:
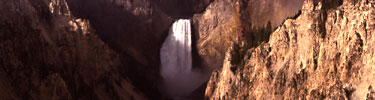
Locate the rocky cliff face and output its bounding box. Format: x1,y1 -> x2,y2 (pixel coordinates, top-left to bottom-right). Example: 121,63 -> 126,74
192,0 -> 304,71
0,0 -> 146,99
3,0 -> 374,99
190,0 -> 304,98
192,0 -> 242,70
205,0 -> 375,99
0,0 -> 217,99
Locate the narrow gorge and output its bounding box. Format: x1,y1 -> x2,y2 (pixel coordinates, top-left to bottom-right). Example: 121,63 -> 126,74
0,0 -> 374,100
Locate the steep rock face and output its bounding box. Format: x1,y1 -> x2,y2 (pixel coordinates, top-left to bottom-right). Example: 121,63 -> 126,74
192,0 -> 304,71
190,1 -> 304,98
192,0 -> 242,70
205,0 -> 375,99
239,0 -> 304,49
0,0 -> 146,99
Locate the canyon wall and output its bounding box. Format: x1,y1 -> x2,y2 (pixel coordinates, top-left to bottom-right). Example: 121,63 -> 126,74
2,0 -> 371,99
205,0 -> 375,99
0,0 -> 146,99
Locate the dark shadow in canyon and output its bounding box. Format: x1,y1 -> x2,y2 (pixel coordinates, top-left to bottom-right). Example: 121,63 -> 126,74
153,0 -> 214,18
65,0 -> 307,99
65,0 -> 213,99
66,0 -> 171,99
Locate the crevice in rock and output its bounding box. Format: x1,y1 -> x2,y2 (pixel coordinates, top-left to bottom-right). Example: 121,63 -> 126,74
191,21 -> 204,69
321,0 -> 344,11
319,11 -> 328,39
355,32 -> 364,48
313,58 -> 318,70
344,87 -> 355,100
319,0 -> 344,39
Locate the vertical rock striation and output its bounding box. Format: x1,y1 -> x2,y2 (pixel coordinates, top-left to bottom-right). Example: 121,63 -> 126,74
192,0 -> 242,70
205,0 -> 375,99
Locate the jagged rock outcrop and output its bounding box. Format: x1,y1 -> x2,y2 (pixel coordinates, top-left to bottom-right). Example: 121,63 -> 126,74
192,0 -> 304,71
205,0 -> 375,99
0,0 -> 146,99
4,0 -> 375,99
190,0 -> 303,98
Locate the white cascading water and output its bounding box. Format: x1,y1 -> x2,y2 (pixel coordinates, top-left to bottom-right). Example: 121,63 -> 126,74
160,19 -> 208,99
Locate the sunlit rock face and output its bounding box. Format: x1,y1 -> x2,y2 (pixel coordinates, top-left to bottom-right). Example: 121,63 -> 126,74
205,0 -> 375,99
160,19 -> 210,99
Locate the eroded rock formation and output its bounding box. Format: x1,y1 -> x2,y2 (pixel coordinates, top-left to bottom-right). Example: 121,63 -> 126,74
192,0 -> 242,70
205,0 -> 375,99
3,0 -> 374,99
0,0 -> 146,99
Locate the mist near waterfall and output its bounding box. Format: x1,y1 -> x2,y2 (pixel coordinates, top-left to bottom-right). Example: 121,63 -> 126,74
160,19 -> 210,99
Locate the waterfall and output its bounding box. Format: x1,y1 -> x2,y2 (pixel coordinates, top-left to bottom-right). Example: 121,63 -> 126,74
160,19 -> 207,99
161,19 -> 192,76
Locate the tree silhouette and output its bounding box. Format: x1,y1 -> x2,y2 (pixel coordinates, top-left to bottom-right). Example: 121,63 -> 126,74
241,20 -> 274,51
266,20 -> 272,41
